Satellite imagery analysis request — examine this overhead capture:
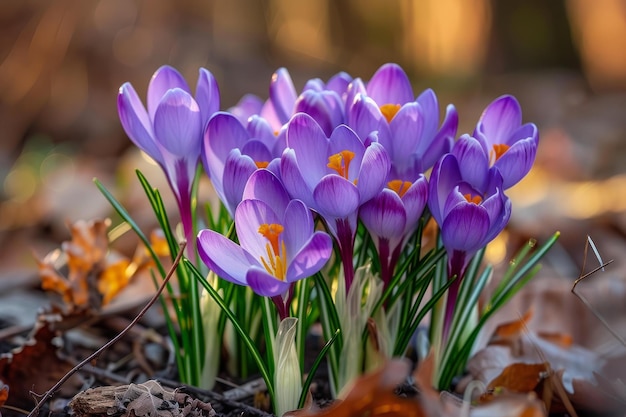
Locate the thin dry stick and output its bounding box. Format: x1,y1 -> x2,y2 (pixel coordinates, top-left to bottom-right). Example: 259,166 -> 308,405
570,237 -> 623,346
26,241 -> 187,417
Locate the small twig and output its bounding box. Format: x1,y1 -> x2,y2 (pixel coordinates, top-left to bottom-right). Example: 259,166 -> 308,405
26,241 -> 187,417
571,236 -> 624,347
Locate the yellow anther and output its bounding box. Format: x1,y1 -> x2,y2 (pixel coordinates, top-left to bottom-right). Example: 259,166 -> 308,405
491,143 -> 510,163
464,193 -> 483,205
327,150 -> 355,179
258,223 -> 287,280
388,179 -> 412,198
380,103 -> 401,123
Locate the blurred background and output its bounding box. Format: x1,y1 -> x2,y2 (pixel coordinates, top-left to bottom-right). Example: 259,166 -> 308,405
1,0 -> 626,284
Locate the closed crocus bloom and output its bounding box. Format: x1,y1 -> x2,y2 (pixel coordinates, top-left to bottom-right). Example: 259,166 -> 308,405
465,95 -> 539,190
429,153 -> 511,279
270,68 -> 349,136
117,65 -> 220,246
202,112 -> 286,217
197,170 -> 332,319
359,174 -> 429,288
429,152 -> 511,339
280,113 -> 390,290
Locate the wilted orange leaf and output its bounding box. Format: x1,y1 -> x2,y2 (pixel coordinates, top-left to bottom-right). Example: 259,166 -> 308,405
98,258 -> 132,305
37,219 -> 136,311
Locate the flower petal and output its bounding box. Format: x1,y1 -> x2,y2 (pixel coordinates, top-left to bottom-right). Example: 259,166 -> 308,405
280,148 -> 315,209
247,268 -> 291,297
236,199 -> 281,261
243,169 -> 291,216
401,175 -> 429,232
197,229 -> 255,285
494,134 -> 538,189
285,113 -> 330,184
222,150 -> 258,216
416,88 -> 438,139
357,142 -> 390,203
282,199 -> 314,254
347,94 -> 386,144
360,190 -> 406,240
313,175 -> 360,218
117,83 -> 162,163
327,71 -> 353,96
389,102 -> 424,165
441,203 -> 489,254
203,112 -> 249,181
148,65 -> 191,121
476,95 -> 522,145
270,68 -> 297,124
229,94 -> 264,124
421,103 -> 457,170
196,67 -> 220,125
286,231 -> 333,281
428,154 -> 462,225
451,134 -> 490,192
367,63 -> 414,105
153,88 -> 202,157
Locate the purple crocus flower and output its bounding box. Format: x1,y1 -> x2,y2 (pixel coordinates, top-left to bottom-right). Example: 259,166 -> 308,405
359,174 -> 429,288
197,169 -> 332,319
280,113 -> 390,290
347,64 -> 458,178
428,152 -> 511,338
454,95 -> 539,191
202,112 -> 286,217
118,65 -> 220,247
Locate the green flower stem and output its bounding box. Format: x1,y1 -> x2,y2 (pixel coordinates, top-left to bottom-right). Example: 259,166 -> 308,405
185,260 -> 275,401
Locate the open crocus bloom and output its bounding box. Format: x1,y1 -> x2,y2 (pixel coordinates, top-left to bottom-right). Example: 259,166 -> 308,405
197,169 -> 332,318
280,113 -> 390,290
454,95 -> 539,190
117,65 -> 220,244
347,65 -> 458,177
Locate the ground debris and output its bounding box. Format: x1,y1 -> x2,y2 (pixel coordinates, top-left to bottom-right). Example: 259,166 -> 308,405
69,381 -> 215,417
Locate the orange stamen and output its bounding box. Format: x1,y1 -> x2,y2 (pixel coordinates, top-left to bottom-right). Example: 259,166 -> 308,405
327,150 -> 355,179
255,161 -> 269,169
491,143 -> 510,163
380,103 -> 401,123
258,223 -> 287,280
388,179 -> 412,198
464,193 -> 483,205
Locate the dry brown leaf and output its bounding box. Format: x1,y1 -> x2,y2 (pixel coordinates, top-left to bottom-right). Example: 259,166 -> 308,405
70,381 -> 215,417
0,316 -> 77,409
286,360 -> 427,417
491,309 -> 533,341
486,362 -> 550,394
463,322 -> 625,414
414,352 -> 548,417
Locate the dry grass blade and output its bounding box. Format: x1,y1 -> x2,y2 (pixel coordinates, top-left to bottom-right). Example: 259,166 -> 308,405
571,236 -> 623,346
26,241 -> 187,417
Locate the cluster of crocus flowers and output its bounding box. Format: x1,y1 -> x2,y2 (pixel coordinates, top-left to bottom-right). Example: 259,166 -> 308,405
115,62 -> 541,410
